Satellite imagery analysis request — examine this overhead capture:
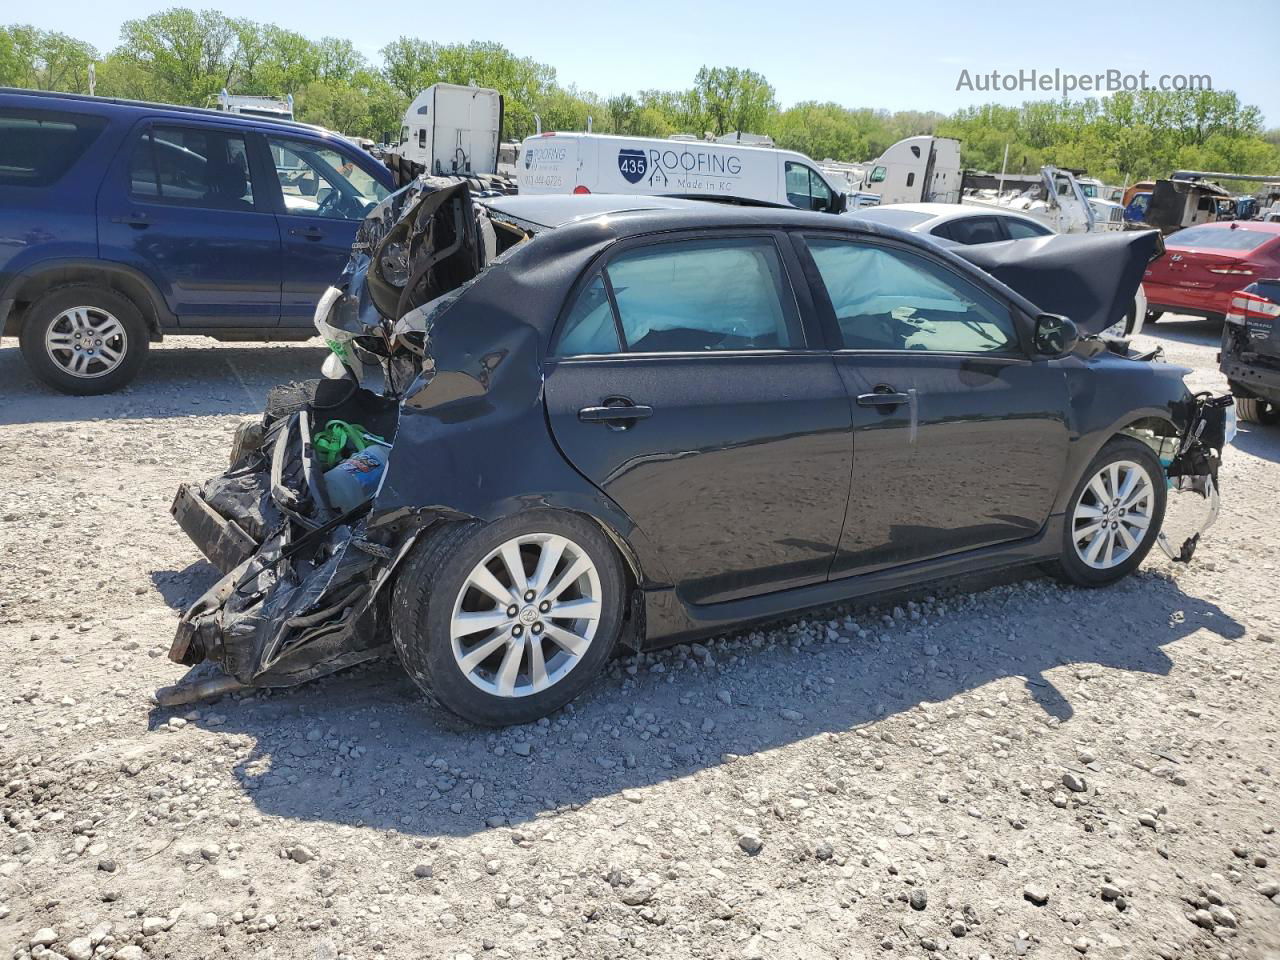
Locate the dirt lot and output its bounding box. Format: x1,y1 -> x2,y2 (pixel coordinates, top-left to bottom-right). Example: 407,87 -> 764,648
1,319 -> 1278,960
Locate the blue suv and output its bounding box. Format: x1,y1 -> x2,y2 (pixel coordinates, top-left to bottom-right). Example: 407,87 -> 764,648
0,89 -> 395,394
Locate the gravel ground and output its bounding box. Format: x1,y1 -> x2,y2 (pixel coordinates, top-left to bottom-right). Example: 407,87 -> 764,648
1,319 -> 1278,960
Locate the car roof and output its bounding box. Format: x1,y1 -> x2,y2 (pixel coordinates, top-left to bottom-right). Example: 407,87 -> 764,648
1170,220 -> 1280,236
0,87 -> 345,141
854,203 -> 1047,228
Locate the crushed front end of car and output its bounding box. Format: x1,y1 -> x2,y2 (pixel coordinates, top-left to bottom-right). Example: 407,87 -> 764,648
163,177 -> 534,704
1154,390 -> 1235,563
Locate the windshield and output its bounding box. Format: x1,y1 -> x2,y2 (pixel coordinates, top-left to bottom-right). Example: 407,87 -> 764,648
847,208 -> 934,229
1171,225 -> 1275,252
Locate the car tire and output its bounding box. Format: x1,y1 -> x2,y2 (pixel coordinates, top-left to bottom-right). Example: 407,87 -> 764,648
1053,437 -> 1167,588
18,284 -> 150,395
1145,310 -> 1164,324
391,510 -> 627,726
1236,396 -> 1280,426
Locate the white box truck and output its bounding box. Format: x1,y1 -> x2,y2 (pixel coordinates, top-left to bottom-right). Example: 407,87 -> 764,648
396,83 -> 504,176
517,132 -> 848,213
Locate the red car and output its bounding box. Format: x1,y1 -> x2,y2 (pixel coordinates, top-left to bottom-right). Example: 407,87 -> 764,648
1145,221 -> 1280,322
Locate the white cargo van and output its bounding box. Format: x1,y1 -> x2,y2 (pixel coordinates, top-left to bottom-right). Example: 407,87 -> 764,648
860,136 -> 962,205
517,133 -> 848,213
396,83 -> 504,176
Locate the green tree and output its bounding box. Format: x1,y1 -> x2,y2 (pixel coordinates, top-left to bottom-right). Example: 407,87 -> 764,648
116,8 -> 240,104
691,65 -> 776,136
0,25 -> 96,92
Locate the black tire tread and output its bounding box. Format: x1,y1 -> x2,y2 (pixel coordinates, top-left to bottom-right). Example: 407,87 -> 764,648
390,520 -> 483,712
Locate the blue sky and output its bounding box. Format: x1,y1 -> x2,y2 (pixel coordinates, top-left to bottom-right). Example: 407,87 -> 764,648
27,0 -> 1280,126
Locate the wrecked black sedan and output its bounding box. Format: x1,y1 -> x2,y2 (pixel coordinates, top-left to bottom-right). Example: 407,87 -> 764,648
167,181 -> 1234,726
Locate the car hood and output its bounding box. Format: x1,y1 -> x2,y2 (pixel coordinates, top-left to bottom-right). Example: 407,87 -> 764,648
951,230 -> 1164,335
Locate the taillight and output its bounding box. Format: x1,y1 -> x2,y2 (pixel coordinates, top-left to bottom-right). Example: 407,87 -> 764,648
1208,266 -> 1254,275
1225,290 -> 1280,325
573,185 -> 591,195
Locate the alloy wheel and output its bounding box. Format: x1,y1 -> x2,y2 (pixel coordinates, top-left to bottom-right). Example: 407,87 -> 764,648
1071,459 -> 1155,570
44,306 -> 128,379
450,533 -> 602,698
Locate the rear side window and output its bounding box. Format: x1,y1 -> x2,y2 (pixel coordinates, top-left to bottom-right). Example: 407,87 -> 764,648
806,237 -> 1019,353
0,108 -> 108,188
1003,218 -> 1051,239
943,216 -> 1004,245
557,237 -> 801,354
129,125 -> 255,210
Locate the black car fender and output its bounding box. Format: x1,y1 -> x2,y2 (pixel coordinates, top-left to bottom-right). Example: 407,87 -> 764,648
1049,351 -> 1192,514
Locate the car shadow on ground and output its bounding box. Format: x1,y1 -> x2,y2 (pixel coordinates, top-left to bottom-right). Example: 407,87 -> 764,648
150,560 -> 221,610
1231,422 -> 1280,464
148,569 -> 1243,841
0,342 -> 326,425
1144,316 -> 1222,347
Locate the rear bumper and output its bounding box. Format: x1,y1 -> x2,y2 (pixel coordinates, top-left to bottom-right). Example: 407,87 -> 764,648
1144,280 -> 1232,318
1221,350 -> 1280,403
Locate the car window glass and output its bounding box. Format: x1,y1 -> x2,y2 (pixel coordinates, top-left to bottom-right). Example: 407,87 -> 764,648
807,238 -> 1019,353
558,274 -> 620,355
0,109 -> 108,187
559,238 -> 798,354
946,217 -> 1004,245
785,162 -> 833,212
1003,218 -> 1050,239
266,137 -> 389,220
1172,225 -> 1271,251
130,125 -> 255,209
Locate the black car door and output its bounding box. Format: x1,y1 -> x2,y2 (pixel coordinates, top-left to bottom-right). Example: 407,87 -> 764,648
796,232 -> 1071,577
541,232 -> 853,606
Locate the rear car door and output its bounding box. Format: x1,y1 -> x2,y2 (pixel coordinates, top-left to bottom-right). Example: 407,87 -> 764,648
97,119 -> 281,328
797,233 -> 1070,576
259,134 -> 391,327
542,232 -> 853,606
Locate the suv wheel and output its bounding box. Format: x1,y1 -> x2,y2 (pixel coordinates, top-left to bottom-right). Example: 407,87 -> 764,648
18,285 -> 149,395
391,511 -> 626,726
1054,437 -> 1167,587
1235,396 -> 1280,426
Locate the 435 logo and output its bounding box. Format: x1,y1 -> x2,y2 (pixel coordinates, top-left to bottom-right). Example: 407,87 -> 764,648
617,149 -> 647,184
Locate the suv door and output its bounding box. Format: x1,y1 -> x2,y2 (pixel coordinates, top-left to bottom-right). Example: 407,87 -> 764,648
97,120 -> 281,328
258,134 -> 390,327
542,232 -> 853,606
797,233 -> 1070,576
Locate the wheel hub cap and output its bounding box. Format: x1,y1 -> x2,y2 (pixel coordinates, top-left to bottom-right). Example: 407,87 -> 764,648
449,533 -> 603,698
44,306 -> 127,379
1071,459 -> 1155,570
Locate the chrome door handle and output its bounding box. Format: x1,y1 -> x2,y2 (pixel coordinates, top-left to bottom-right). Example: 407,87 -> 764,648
856,391 -> 910,407
578,404 -> 653,423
